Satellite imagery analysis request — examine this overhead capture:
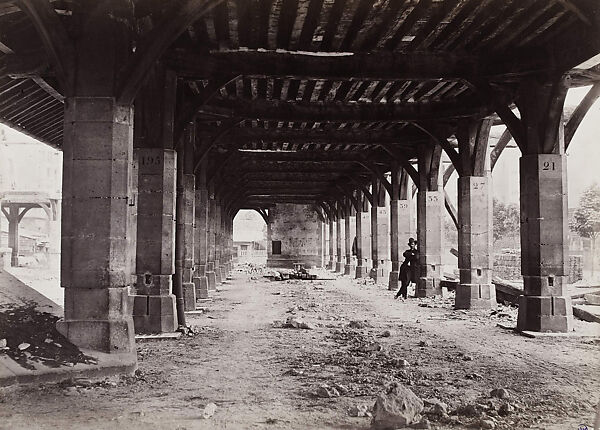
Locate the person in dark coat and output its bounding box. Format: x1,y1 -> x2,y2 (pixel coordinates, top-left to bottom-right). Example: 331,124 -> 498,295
395,238 -> 418,300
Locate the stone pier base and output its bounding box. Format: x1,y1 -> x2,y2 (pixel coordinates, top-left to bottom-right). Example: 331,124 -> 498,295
416,276 -> 442,297
517,295 -> 573,332
183,282 -> 196,311
388,271 -> 399,291
355,265 -> 369,278
455,284 -> 496,310
344,263 -> 356,276
131,294 -> 177,334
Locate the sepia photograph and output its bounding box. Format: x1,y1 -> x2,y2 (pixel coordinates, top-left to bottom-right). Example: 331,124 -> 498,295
0,0 -> 599,429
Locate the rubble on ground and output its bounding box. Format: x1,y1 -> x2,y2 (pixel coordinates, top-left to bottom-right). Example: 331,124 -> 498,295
371,382 -> 424,429
0,302 -> 97,370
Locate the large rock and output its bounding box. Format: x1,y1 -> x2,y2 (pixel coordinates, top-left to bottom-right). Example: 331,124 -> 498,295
371,383 -> 423,429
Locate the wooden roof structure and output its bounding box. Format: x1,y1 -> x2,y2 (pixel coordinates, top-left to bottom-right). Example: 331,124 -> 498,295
1,0 -> 599,211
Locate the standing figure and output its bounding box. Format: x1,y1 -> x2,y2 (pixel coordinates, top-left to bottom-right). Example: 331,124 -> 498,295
395,238 -> 418,300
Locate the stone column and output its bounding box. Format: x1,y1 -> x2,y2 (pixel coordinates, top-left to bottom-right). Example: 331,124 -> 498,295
344,205 -> 356,275
416,144 -> 443,297
328,219 -> 336,270
376,204 -> 390,283
193,185 -> 209,299
132,148 -> 177,333
517,154 -> 572,332
355,199 -> 371,278
58,96 -> 135,353
206,188 -> 217,291
335,205 -> 345,273
181,173 -> 196,310
455,175 -> 496,309
390,168 -> 415,291
369,183 -> 379,280
416,190 -> 443,297
214,198 -> 222,284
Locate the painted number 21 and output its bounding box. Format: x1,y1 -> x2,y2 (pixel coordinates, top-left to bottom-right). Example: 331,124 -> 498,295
542,161 -> 556,171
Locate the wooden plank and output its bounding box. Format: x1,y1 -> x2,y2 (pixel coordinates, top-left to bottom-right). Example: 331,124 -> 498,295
235,0 -> 253,47
297,0 -> 325,49
429,0 -> 481,50
408,0 -> 461,51
277,0 -> 300,49
359,0 -> 405,50
384,0 -> 432,51
340,0 -> 374,50
213,0 -> 232,49
256,0 -> 274,48
302,79 -> 317,102
320,0 -> 347,51
444,0 -> 507,50
516,8 -> 568,47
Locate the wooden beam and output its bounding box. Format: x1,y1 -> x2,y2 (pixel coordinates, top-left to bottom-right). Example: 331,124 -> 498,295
565,82 -> 600,148
199,96 -> 489,122
117,0 -> 225,105
18,0 -> 73,92
168,49 -> 481,81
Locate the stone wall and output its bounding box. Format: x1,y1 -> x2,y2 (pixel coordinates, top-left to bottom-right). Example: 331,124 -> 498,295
493,250 -> 583,283
267,204 -> 323,268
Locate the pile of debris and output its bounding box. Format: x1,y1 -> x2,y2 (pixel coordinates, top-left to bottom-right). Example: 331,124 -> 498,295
0,302 -> 97,370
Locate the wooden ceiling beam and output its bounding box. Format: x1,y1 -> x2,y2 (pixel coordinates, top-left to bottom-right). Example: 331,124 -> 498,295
198,96 -> 488,122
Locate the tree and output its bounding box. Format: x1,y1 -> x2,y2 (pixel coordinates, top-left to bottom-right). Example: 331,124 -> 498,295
570,183 -> 600,275
493,199 -> 520,243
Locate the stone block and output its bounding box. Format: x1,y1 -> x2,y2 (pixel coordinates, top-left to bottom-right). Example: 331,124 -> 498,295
207,270 -> 217,291
388,271 -> 399,290
455,284 -> 496,310
56,318 -> 135,354
416,277 -> 442,297
134,274 -> 171,295
517,295 -> 573,333
132,294 -> 177,334
344,263 -> 356,276
523,275 -> 566,297
193,276 -> 209,299
355,265 -> 369,279
183,282 -> 196,311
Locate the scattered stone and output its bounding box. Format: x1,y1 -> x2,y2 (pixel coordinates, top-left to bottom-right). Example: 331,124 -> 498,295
419,340 -> 431,347
283,368 -> 303,376
348,404 -> 371,417
202,403 -> 217,419
411,418 -> 431,429
365,342 -> 383,352
331,382 -> 349,395
284,316 -> 314,330
478,419 -> 496,429
490,388 -> 510,400
371,383 -> 423,430
455,404 -> 482,417
348,320 -> 368,329
465,373 -> 483,380
381,330 -> 392,337
17,343 -> 30,351
315,385 -> 340,398
462,354 -> 474,361
392,358 -> 410,368
63,387 -> 79,396
44,338 -> 53,344
498,403 -> 514,416
0,339 -> 6,349
429,401 -> 448,416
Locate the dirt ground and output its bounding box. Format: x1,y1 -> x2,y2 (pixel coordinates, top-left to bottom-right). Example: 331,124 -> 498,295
0,271 -> 599,430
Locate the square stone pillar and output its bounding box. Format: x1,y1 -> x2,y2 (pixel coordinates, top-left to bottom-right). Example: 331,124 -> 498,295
57,97 -> 135,353
389,199 -> 412,290
344,214 -> 356,275
335,214 -> 345,272
132,148 -> 177,333
517,154 -> 573,332
455,176 -> 496,309
193,187 -> 209,299
416,190 -> 443,297
369,201 -> 380,280
327,220 -> 336,270
214,200 -> 223,284
181,174 -> 196,311
375,205 -> 390,283
355,209 -> 371,278
206,195 -> 217,291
